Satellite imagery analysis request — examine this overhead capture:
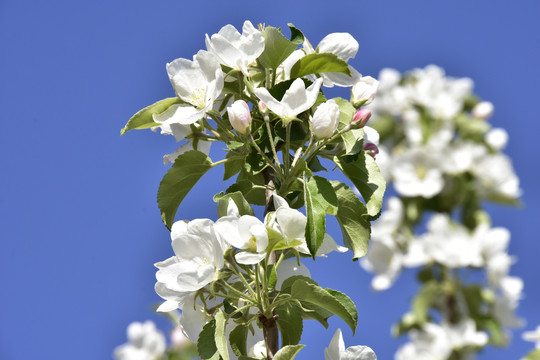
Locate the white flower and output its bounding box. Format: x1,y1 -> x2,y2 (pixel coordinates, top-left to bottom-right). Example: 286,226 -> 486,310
227,100 -> 252,134
205,21 -> 265,75
155,219 -> 224,295
391,147 -> 445,198
254,78 -> 323,122
473,153 -> 521,199
361,238 -> 403,291
523,326 -> 540,349
275,260 -> 312,290
313,33 -> 362,87
114,321 -> 166,360
363,126 -> 380,146
154,50 -> 224,126
311,100 -> 340,138
442,141 -> 486,174
178,294 -> 220,343
324,328 -> 377,360
419,214 -> 483,268
485,127 -> 508,150
445,319 -> 488,348
351,76 -> 379,106
472,101 -> 494,119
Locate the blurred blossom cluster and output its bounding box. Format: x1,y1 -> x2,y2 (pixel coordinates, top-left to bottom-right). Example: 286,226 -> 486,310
361,65 -> 523,359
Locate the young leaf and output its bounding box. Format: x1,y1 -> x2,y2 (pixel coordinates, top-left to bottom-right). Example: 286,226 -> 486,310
290,53 -> 351,79
291,278 -> 358,334
226,179 -> 266,206
279,275 -> 319,294
412,281 -> 440,324
198,319 -> 220,360
273,344 -> 305,360
333,97 -> 356,130
121,97 -> 180,135
267,264 -> 278,291
304,176 -> 338,257
157,150 -> 213,229
523,349 -> 540,360
214,309 -> 230,360
334,151 -> 386,219
214,191 -> 255,217
258,27 -> 298,70
331,181 -> 371,260
229,325 -> 248,356
275,301 -> 303,346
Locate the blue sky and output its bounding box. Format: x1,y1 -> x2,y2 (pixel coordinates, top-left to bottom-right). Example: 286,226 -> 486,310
1,0 -> 539,359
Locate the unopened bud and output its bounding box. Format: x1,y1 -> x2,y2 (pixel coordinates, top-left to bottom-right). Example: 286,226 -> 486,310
351,76 -> 379,107
311,100 -> 340,138
227,100 -> 251,134
352,108 -> 371,128
472,101 -> 494,119
364,142 -> 379,158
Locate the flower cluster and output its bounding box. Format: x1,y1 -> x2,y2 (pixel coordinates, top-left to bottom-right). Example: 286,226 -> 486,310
360,65 -> 522,359
122,21 -> 385,360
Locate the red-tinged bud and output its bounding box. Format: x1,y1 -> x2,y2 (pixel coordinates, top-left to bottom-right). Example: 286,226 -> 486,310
352,108 -> 372,128
364,142 -> 379,158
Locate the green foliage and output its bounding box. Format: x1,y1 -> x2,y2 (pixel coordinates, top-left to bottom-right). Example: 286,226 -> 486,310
412,281 -> 440,324
304,176 -> 338,257
157,150 -> 213,229
272,344 -> 305,360
223,151 -> 245,180
229,325 -> 248,356
290,53 -> 351,79
121,97 -> 180,135
275,301 -> 303,345
259,26 -> 298,70
291,277 -> 358,334
215,309 -> 230,360
287,23 -> 304,45
331,181 -> 371,260
334,151 -> 386,220
214,191 -> 255,217
198,319 -> 220,360
523,350 -> 540,360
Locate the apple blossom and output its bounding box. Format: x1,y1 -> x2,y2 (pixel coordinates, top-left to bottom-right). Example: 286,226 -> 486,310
154,50 -> 223,126
324,328 -> 377,360
311,100 -> 340,138
523,326 -> 540,349
114,321 -> 166,360
352,108 -> 371,128
485,127 -> 509,150
254,78 -> 323,122
205,21 -> 265,75
227,99 -> 252,134
351,76 -> 379,107
155,219 -> 224,294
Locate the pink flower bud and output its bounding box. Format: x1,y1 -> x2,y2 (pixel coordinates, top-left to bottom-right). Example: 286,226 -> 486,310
227,100 -> 252,134
352,108 -> 371,128
364,142 -> 379,158
258,100 -> 268,114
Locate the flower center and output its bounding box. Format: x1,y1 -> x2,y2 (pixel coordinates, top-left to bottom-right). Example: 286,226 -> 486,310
187,88 -> 207,109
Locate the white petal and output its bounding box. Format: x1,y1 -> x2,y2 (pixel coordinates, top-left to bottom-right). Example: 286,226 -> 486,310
235,252 -> 266,265
318,33 -> 359,62
153,103 -> 206,125
254,86 -> 288,118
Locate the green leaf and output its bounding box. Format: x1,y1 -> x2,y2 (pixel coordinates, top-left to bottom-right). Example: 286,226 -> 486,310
214,191 -> 255,217
331,181 -> 371,260
307,156 -> 327,172
297,302 -> 332,328
291,278 -> 358,334
304,176 -> 338,257
273,345 -> 305,360
333,97 -> 356,131
226,179 -> 266,206
245,152 -> 268,175
267,264 -> 278,291
334,151 -> 386,219
229,325 -> 248,356
290,53 -> 351,79
275,301 -> 303,346
198,320 -> 220,360
287,23 -> 304,45
279,275 -> 319,293
121,97 -> 180,135
158,150 -> 213,229
214,309 -> 229,360
259,27 -> 298,69
325,288 -> 358,329
223,152 -> 245,180
412,281 -> 440,324
523,350 -> 540,360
